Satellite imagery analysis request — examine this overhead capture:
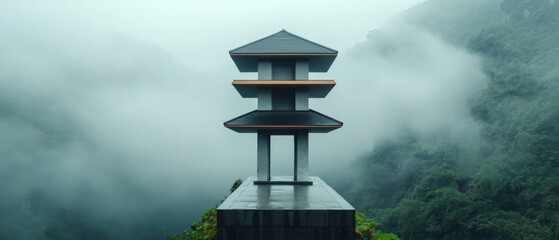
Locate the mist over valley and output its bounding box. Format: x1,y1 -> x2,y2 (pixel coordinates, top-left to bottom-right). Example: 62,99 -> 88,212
1,0 -> 558,239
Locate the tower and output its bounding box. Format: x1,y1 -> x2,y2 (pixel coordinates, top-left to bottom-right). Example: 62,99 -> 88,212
218,30 -> 354,240
225,29 -> 342,184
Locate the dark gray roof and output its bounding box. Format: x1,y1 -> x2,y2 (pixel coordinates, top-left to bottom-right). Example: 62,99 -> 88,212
224,109 -> 342,133
229,29 -> 338,54
230,30 -> 337,54
229,30 -> 338,72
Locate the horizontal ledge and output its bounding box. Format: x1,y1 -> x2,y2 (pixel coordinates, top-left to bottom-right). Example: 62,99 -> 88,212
232,80 -> 335,85
232,80 -> 336,98
253,180 -> 313,185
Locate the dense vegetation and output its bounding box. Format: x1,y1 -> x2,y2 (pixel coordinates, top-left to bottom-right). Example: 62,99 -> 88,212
345,0 -> 559,239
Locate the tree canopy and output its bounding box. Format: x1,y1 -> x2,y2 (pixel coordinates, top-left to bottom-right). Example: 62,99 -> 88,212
345,0 -> 559,239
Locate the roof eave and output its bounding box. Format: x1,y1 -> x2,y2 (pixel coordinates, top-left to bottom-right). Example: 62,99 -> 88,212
230,54 -> 337,72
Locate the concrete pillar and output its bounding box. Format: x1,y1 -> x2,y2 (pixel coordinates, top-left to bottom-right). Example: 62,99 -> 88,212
295,60 -> 309,110
257,131 -> 271,181
271,61 -> 295,110
257,185 -> 271,208
258,89 -> 272,110
295,60 -> 309,80
272,61 -> 295,79
272,88 -> 295,110
293,185 -> 310,208
294,130 -> 309,181
295,88 -> 309,110
258,60 -> 272,79
258,60 -> 272,110
295,60 -> 309,181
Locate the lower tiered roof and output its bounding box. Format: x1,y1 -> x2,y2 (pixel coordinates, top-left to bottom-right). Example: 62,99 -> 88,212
224,110 -> 342,133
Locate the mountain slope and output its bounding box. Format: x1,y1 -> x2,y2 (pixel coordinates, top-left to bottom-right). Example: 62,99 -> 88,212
346,0 -> 559,239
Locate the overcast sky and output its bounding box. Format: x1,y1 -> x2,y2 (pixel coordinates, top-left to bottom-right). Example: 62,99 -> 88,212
3,0 -> 425,71
1,0 -> 492,198
0,0 -> 431,189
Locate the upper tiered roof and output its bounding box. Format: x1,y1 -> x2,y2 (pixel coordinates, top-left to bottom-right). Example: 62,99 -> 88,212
229,30 -> 338,72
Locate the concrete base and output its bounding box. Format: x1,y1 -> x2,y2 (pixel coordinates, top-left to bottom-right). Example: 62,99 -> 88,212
217,176 -> 355,240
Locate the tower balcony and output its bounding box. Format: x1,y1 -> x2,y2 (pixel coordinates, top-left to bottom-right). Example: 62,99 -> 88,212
232,80 -> 336,98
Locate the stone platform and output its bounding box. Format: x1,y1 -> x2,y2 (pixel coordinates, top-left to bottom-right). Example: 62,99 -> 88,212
217,176 -> 355,240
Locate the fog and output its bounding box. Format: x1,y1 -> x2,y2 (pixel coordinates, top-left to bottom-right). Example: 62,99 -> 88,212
0,0 -> 488,239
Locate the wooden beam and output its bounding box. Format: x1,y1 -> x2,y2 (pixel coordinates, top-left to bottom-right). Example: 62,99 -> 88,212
232,80 -> 336,85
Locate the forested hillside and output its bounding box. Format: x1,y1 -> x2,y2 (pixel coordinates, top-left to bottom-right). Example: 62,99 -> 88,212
345,0 -> 559,239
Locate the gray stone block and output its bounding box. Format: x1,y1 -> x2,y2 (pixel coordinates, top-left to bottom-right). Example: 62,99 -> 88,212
218,227 -> 235,240
329,210 -> 355,227
330,227 -> 355,240
217,210 -> 237,226
217,177 -> 354,240
289,228 -> 309,240
308,210 -> 329,227
269,210 -> 283,226
235,227 -> 258,240
286,210 -> 307,227
268,228 -> 285,240
237,210 -> 257,226
309,228 -> 330,240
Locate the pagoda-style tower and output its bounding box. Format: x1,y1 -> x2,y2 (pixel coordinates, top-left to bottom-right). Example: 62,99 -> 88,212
225,29 -> 342,184
218,30 -> 354,240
